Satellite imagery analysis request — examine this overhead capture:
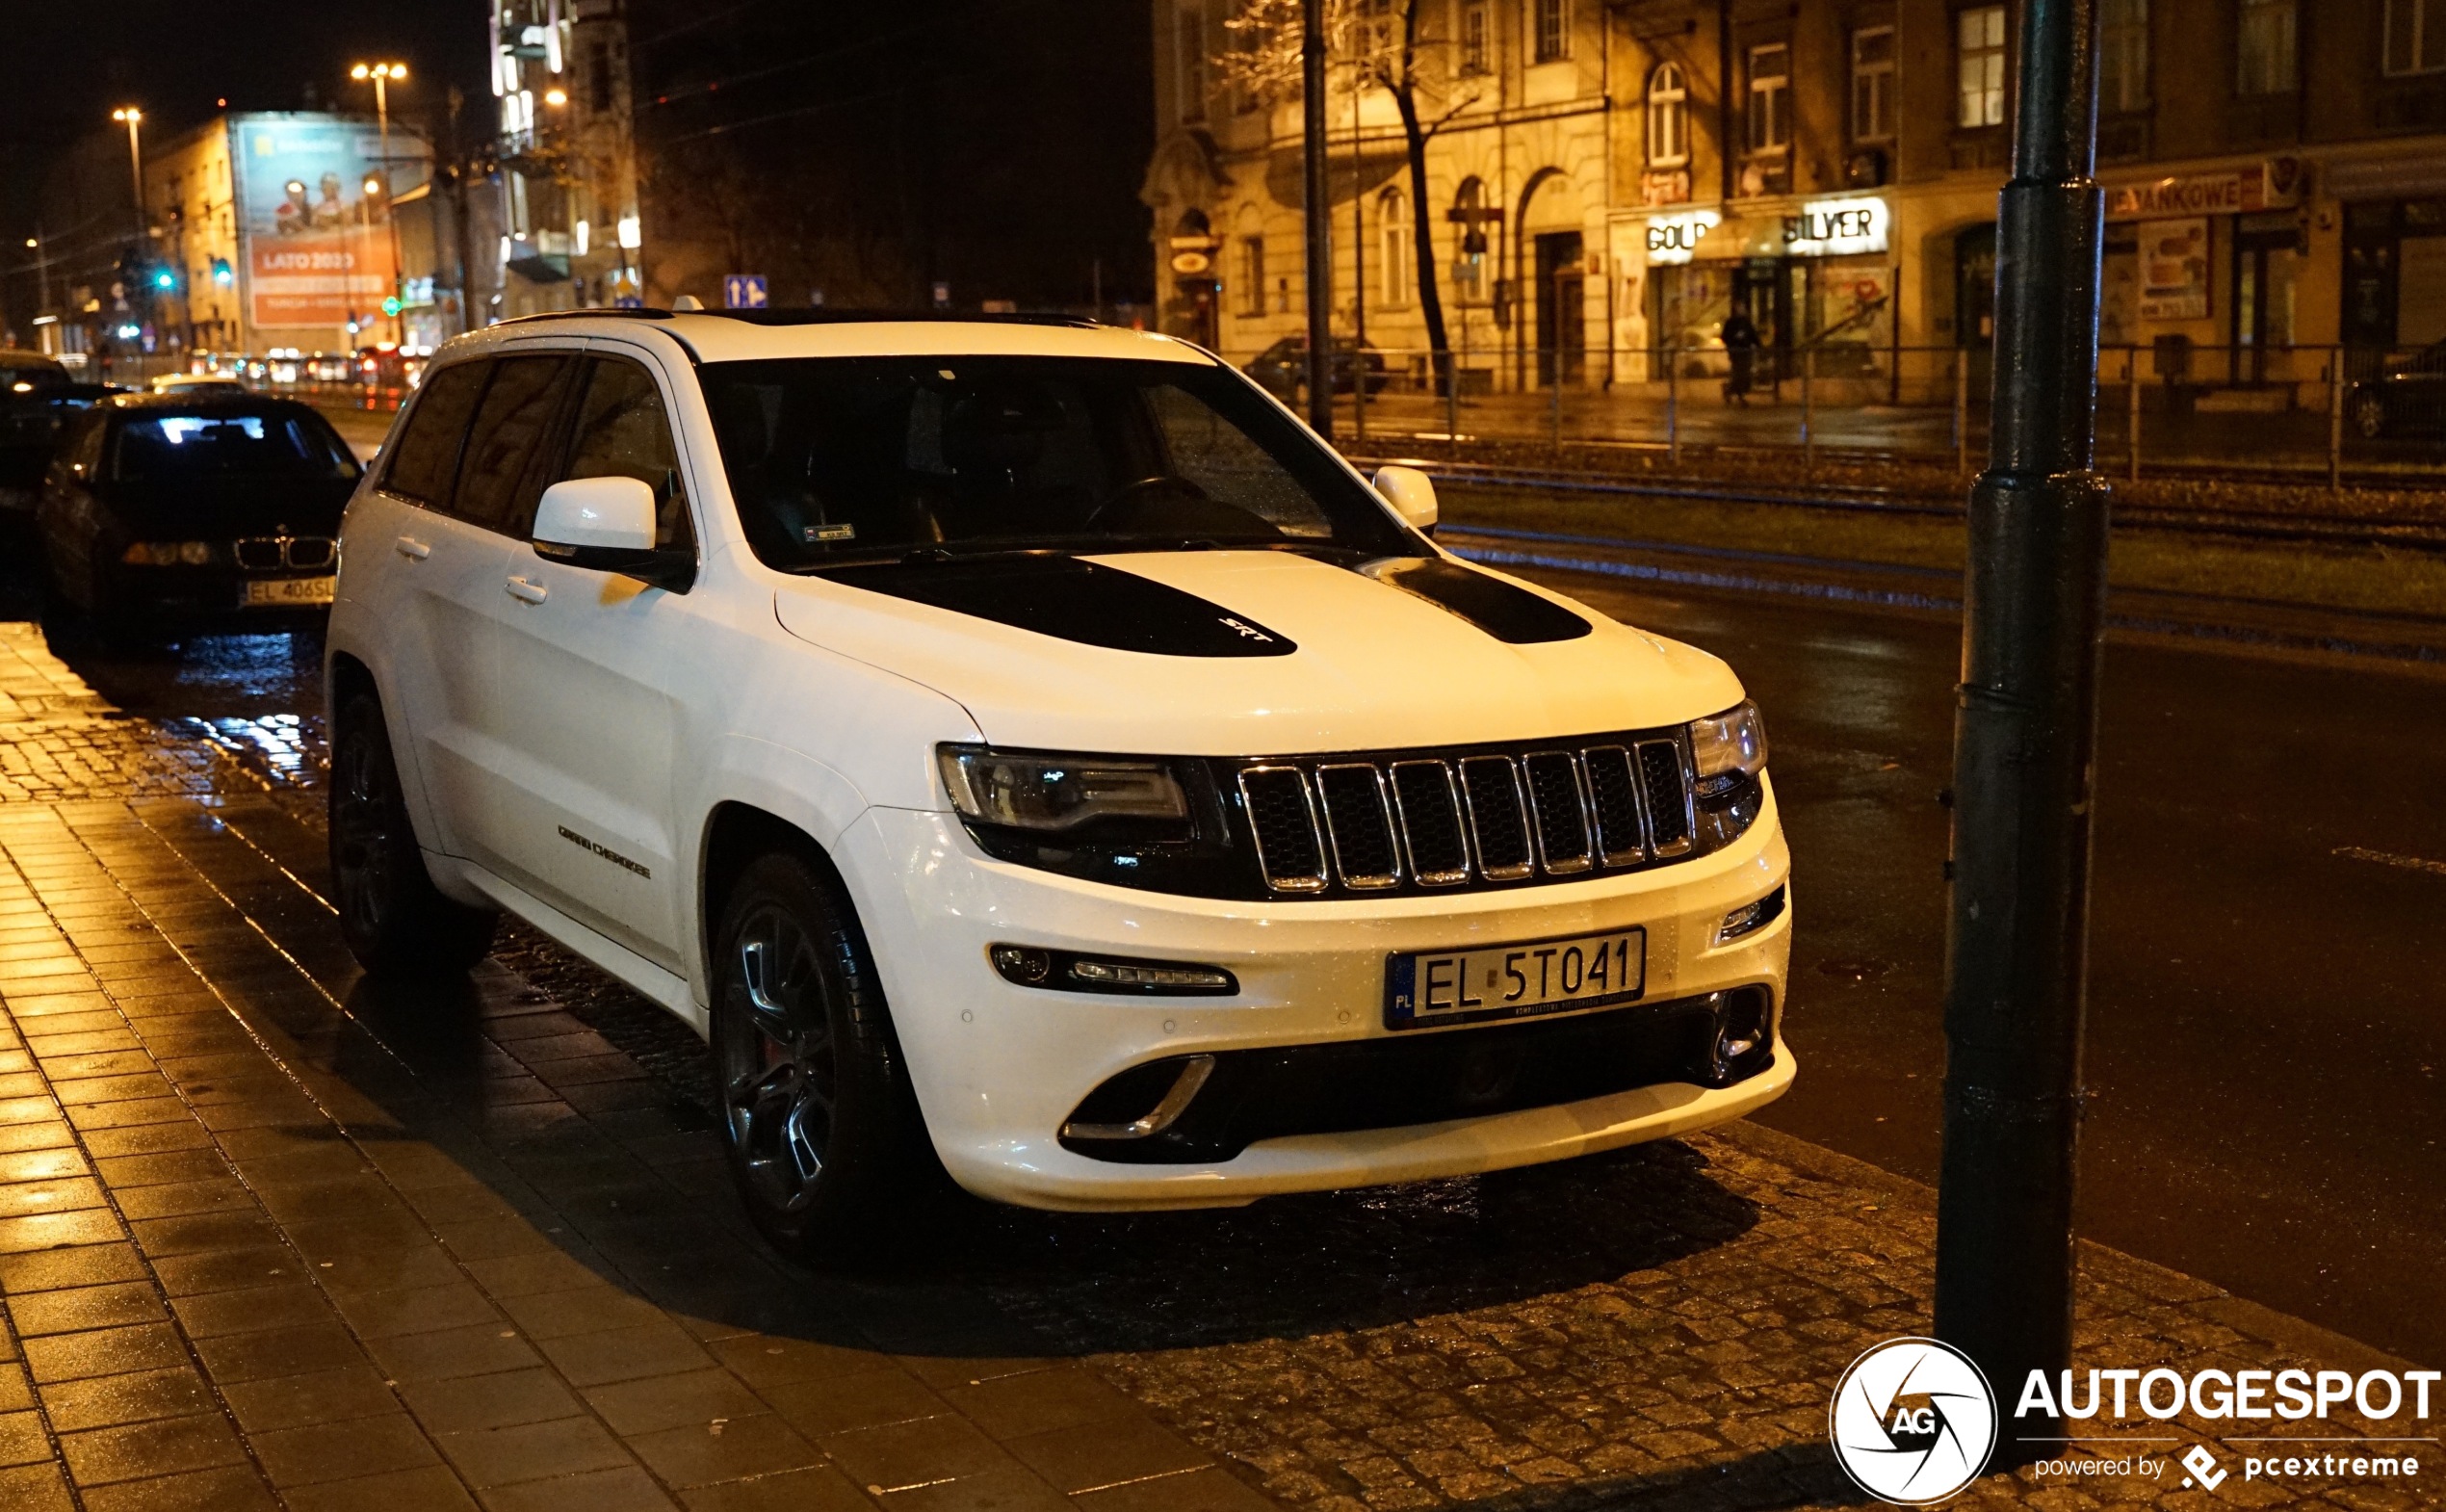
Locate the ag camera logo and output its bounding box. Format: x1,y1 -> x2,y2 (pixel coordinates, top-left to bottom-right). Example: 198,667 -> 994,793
1830,1338 -> 1999,1504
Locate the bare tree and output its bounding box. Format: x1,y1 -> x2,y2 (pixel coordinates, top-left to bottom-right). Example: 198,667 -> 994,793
1218,0 -> 1477,388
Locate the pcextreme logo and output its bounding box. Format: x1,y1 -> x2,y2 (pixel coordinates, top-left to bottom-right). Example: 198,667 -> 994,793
1829,1338 -> 1999,1504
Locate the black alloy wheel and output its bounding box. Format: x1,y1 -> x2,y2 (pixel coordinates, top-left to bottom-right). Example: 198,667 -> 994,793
328,693 -> 498,977
713,851 -> 931,1258
2354,393 -> 2389,440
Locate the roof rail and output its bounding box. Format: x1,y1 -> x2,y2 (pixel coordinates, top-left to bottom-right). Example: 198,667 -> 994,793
698,308 -> 1103,330
490,307 -> 676,327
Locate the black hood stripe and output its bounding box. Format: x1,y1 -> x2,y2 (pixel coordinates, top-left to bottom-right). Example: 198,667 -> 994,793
1367,558 -> 1593,643
819,555 -> 1297,657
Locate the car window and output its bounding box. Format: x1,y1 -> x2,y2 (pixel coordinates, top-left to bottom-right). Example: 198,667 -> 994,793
58,413 -> 106,481
452,355 -> 573,533
110,411 -> 360,482
383,360 -> 488,508
545,357 -> 694,552
701,354 -> 1417,571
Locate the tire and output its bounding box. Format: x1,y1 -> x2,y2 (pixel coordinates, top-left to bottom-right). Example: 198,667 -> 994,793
328,692 -> 498,977
2353,394 -> 2389,440
712,850 -> 934,1261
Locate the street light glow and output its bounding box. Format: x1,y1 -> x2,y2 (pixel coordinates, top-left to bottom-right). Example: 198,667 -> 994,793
544,88 -> 569,107
352,62 -> 407,82
112,106 -> 143,124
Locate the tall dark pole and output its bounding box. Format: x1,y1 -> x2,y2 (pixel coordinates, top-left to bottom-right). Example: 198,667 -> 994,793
1935,0 -> 2107,1467
1301,0 -> 1333,438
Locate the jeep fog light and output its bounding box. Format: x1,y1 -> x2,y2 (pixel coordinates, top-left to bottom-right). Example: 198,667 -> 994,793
940,746 -> 1187,830
1688,701 -> 1768,797
1706,986 -> 1775,1082
991,944 -> 1237,996
1717,884 -> 1787,944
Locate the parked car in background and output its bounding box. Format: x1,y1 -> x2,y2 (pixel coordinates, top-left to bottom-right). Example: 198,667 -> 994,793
2349,340 -> 2446,439
3,350 -> 73,512
1245,336 -> 1392,402
38,392 -> 361,634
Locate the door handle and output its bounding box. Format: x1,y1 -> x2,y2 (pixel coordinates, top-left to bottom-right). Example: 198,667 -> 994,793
506,576 -> 549,605
395,535 -> 431,560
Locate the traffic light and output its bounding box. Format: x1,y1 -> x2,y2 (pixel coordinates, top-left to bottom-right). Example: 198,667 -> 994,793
152,268 -> 177,291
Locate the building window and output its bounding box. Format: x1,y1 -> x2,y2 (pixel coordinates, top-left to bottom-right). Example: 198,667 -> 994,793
1236,237 -> 1265,317
1177,3 -> 1207,123
1747,43 -> 1791,153
1378,189 -> 1411,306
1452,177 -> 1490,298
2237,0 -> 2297,93
2098,0 -> 2147,112
1647,63 -> 1689,164
1851,26 -> 1896,142
2384,0 -> 2444,74
1460,2 -> 1490,74
1535,0 -> 1568,64
1957,6 -> 2009,127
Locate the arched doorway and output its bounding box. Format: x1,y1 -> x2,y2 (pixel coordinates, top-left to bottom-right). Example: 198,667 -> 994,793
1518,169 -> 1585,389
1169,209 -> 1221,351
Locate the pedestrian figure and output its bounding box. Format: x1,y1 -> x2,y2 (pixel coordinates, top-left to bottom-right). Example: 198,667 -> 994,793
1721,307 -> 1759,405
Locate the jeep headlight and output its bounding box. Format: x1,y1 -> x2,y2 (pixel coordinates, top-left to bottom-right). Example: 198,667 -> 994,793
1688,700 -> 1767,798
938,746 -> 1188,831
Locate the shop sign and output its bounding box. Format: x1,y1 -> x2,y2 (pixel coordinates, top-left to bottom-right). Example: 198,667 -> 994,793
2137,218 -> 2210,321
1782,196 -> 1889,256
2107,159 -> 2301,221
1645,209 -> 1720,265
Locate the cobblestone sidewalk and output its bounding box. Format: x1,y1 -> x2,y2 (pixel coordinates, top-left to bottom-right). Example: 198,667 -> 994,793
0,621 -> 2433,1512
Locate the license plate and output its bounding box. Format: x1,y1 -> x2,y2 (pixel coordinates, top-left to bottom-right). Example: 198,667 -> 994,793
1386,926 -> 1646,1030
242,576 -> 335,607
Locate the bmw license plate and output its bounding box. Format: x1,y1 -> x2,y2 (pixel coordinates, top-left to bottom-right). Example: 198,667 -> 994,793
242,576 -> 336,608
1385,926 -> 1646,1030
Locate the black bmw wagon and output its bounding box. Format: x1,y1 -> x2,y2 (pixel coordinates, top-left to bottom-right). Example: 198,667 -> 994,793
38,393 -> 361,633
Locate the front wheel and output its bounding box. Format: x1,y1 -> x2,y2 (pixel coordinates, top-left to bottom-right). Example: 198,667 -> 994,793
328,693 -> 498,977
2353,393 -> 2389,440
713,851 -> 933,1260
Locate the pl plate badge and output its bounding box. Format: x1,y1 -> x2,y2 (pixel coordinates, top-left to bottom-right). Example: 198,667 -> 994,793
1829,1337 -> 1998,1504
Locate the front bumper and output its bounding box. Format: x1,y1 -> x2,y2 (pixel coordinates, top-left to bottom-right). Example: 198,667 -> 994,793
840,777 -> 1795,1212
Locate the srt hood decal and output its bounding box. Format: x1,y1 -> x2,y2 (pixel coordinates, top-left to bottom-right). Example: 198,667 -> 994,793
1367,558 -> 1594,643
818,555 -> 1299,658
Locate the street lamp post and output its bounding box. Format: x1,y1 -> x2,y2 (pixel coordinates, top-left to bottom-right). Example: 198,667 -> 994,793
351,64 -> 410,345
111,108 -> 144,223
1934,0 -> 2109,1466
1301,0 -> 1333,440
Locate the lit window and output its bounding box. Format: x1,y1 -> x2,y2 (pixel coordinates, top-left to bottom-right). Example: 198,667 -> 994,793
2386,0 -> 2446,74
1460,2 -> 1490,75
2238,0 -> 2298,93
1747,43 -> 1790,153
1535,0 -> 1568,64
1851,27 -> 1896,142
1378,189 -> 1410,307
2098,0 -> 2148,113
1177,2 -> 1208,123
1648,63 -> 1689,165
1957,6 -> 2008,127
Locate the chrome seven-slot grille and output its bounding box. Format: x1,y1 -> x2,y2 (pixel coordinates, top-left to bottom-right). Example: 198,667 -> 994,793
1234,734 -> 1696,896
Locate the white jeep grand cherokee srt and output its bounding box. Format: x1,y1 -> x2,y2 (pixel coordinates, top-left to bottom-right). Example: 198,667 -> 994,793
325,309 -> 1792,1255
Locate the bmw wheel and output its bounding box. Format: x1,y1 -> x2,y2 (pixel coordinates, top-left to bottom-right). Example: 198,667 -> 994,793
2354,393 -> 2389,440
713,851 -> 931,1259
328,693 -> 499,976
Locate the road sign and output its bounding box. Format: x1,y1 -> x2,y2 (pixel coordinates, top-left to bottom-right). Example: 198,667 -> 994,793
723,274 -> 769,310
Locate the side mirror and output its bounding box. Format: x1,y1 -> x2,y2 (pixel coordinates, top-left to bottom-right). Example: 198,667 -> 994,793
1373,465 -> 1439,534
533,476 -> 693,590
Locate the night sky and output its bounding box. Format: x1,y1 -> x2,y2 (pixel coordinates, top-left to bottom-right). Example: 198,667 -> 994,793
0,0 -> 491,239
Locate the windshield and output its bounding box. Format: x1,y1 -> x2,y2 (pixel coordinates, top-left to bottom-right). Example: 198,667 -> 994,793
112,411 -> 360,483
700,355 -> 1418,569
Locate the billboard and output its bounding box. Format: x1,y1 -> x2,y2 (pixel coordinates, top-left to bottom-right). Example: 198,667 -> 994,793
233,117 -> 399,333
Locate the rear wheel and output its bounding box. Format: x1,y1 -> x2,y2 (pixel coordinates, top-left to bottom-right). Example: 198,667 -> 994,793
713,851 -> 932,1260
328,692 -> 498,977
2354,393 -> 2390,440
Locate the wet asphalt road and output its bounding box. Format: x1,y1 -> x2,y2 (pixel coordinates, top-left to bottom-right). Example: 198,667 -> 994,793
13,534 -> 2443,1368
